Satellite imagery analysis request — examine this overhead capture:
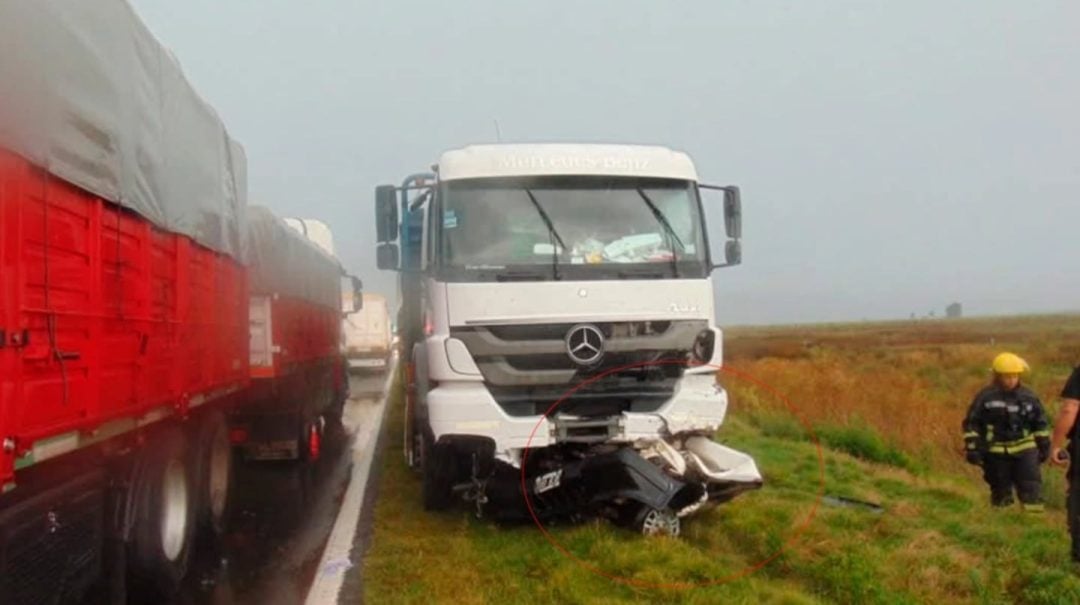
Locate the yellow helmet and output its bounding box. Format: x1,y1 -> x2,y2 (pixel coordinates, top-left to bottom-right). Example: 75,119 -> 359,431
991,352 -> 1029,375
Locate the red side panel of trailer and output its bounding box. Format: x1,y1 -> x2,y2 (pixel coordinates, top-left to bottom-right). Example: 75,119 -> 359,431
246,206 -> 343,381
0,152 -> 249,486
250,297 -> 340,379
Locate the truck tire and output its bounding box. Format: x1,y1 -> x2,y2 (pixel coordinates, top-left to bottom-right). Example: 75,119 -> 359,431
403,361 -> 415,468
192,410 -> 232,540
405,344 -> 429,471
420,430 -> 454,511
289,416 -> 323,509
127,427 -> 195,600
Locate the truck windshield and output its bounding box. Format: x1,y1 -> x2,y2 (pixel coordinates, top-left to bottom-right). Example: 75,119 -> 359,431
437,176 -> 708,281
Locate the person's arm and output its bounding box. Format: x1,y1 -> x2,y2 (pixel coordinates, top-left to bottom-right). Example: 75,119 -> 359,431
1051,367 -> 1080,466
962,394 -> 985,464
1031,397 -> 1052,462
1051,400 -> 1080,466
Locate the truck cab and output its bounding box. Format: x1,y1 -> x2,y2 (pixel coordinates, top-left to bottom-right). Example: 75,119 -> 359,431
375,144 -> 760,535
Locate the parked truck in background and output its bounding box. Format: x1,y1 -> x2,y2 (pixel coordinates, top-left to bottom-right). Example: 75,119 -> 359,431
375,144 -> 762,536
284,215 -> 362,405
233,208 -> 356,469
343,293 -> 393,372
0,3 -> 358,603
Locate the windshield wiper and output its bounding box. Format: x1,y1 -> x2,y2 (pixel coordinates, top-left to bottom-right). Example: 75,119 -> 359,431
523,188 -> 567,281
494,270 -> 548,282
636,188 -> 683,278
616,267 -> 667,280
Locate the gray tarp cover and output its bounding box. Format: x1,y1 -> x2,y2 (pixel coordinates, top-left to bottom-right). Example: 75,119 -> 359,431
0,0 -> 247,259
246,206 -> 342,310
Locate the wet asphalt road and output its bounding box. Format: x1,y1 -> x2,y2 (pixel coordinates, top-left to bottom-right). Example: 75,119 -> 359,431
175,373 -> 388,605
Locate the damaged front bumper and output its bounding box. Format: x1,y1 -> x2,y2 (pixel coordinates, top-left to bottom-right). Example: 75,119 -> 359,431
427,372 -> 736,463
431,371 -> 763,533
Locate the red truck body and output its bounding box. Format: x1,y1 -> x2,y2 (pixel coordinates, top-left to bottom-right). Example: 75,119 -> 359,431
0,151 -> 250,489
247,207 -> 343,381
0,3 -> 354,602
237,206 -> 348,461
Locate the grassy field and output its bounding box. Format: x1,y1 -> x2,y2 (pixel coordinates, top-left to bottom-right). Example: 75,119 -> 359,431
362,315 -> 1080,604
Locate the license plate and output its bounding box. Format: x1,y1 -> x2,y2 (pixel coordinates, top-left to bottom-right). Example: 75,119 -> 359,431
349,358 -> 386,368
534,469 -> 563,494
246,440 -> 298,461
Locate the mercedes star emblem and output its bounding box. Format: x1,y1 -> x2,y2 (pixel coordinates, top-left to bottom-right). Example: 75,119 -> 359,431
565,324 -> 604,366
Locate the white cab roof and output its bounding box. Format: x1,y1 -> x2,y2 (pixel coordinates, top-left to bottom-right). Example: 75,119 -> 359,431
437,144 -> 699,182
284,217 -> 336,257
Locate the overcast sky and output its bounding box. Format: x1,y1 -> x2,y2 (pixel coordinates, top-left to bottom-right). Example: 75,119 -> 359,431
131,0 -> 1080,325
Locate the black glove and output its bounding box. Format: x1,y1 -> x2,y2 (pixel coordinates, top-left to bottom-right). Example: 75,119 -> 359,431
1037,437 -> 1051,463
966,450 -> 984,466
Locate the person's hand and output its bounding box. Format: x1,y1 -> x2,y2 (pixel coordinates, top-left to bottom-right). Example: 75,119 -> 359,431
1038,438 -> 1051,463
1052,447 -> 1070,467
965,450 -> 983,466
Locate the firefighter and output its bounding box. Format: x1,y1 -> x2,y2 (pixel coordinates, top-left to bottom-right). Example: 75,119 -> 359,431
962,352 -> 1051,511
1050,365 -> 1080,562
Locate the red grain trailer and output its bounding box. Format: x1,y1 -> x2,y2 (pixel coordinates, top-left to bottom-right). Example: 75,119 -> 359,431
0,2 -> 355,603
237,206 -> 354,467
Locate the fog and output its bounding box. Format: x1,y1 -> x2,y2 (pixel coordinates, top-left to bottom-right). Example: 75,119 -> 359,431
131,0 -> 1080,325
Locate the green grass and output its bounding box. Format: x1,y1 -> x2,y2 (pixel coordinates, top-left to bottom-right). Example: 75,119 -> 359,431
361,372 -> 1080,605
740,407 -> 922,474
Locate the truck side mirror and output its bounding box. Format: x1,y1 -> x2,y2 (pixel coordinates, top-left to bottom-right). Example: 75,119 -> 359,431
375,185 -> 398,243
724,239 -> 742,267
723,186 -> 742,240
377,243 -> 399,271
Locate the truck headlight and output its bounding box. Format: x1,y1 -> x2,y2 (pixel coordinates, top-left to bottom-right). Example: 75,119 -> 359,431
691,330 -> 715,364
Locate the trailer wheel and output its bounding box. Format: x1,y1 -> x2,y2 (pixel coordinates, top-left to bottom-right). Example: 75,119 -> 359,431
192,410 -> 232,539
420,430 -> 454,511
127,427 -> 195,600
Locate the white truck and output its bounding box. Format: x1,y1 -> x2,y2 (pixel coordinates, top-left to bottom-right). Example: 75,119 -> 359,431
375,144 -> 761,536
343,293 -> 393,371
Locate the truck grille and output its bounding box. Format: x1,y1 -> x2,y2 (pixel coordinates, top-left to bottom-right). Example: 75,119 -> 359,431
485,321 -> 672,342
452,320 -> 707,418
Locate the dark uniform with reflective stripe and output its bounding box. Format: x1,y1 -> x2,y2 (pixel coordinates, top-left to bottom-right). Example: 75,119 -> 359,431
962,384 -> 1050,509
1061,368 -> 1080,560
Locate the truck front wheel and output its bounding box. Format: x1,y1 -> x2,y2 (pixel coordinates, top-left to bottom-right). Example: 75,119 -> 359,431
405,345 -> 430,472
420,430 -> 454,511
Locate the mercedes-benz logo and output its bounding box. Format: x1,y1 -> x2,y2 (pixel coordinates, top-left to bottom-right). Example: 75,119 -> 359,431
565,324 -> 604,366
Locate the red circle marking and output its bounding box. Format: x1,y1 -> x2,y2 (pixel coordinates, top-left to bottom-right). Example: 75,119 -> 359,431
519,360 -> 826,590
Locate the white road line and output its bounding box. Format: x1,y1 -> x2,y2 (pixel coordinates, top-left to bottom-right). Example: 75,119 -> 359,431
305,363 -> 397,605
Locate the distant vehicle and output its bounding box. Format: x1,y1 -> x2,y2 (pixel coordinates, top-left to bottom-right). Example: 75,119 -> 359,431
343,293 -> 393,372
